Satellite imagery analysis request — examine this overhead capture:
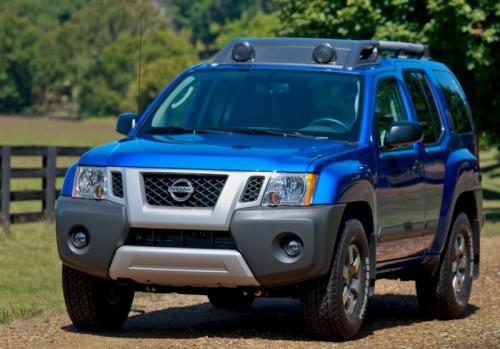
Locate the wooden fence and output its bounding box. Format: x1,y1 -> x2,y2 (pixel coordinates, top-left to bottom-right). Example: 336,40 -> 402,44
0,146 -> 89,232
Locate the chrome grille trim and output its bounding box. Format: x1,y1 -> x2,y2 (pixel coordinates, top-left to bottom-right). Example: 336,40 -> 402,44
142,173 -> 227,208
240,176 -> 265,202
108,168 -> 272,230
111,171 -> 124,198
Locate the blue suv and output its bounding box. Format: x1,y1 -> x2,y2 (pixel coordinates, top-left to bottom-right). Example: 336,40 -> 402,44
56,38 -> 482,340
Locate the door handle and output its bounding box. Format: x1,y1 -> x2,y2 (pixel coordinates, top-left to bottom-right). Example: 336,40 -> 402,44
413,160 -> 425,174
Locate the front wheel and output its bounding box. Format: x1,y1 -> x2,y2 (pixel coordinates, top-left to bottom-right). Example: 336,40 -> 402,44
62,264 -> 134,331
416,212 -> 474,318
301,219 -> 370,340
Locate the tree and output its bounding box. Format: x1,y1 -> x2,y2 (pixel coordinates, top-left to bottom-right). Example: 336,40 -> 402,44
57,0 -> 174,116
0,0 -> 281,117
277,0 -> 500,145
215,11 -> 280,49
121,30 -> 199,113
168,0 -> 275,56
0,11 -> 39,113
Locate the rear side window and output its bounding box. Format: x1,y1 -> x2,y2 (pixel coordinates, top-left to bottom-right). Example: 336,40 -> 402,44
403,71 -> 443,144
433,71 -> 472,133
374,78 -> 407,145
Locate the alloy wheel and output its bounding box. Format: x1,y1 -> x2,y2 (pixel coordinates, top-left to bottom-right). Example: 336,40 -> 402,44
342,243 -> 361,315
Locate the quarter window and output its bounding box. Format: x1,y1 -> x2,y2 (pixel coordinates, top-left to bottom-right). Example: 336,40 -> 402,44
374,79 -> 407,145
433,71 -> 472,133
403,71 -> 443,144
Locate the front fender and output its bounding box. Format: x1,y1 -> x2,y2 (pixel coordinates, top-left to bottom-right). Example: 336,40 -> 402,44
313,159 -> 377,287
61,162 -> 78,197
313,160 -> 374,205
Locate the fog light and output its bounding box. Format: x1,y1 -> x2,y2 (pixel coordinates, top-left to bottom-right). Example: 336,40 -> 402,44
71,231 -> 88,249
283,238 -> 303,257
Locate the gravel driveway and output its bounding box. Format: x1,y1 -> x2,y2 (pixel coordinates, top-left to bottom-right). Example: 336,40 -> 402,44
1,236 -> 499,349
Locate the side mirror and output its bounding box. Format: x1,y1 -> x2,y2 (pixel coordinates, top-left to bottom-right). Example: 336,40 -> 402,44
384,120 -> 423,148
116,112 -> 139,135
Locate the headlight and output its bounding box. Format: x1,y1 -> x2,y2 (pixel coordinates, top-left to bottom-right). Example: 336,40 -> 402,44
262,173 -> 317,206
72,167 -> 108,200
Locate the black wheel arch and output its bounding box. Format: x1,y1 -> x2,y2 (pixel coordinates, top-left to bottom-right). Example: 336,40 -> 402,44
337,181 -> 377,295
429,167 -> 482,280
442,189 -> 481,279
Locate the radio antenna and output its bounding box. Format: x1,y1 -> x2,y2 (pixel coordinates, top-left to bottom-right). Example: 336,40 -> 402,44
137,12 -> 144,114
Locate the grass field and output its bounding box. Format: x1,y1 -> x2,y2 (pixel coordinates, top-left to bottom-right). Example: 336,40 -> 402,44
479,148 -> 500,236
0,115 -> 118,324
0,115 -> 498,324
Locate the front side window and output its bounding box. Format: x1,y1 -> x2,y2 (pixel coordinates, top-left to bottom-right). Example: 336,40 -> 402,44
433,70 -> 472,133
374,78 -> 407,145
139,69 -> 363,141
403,71 -> 443,144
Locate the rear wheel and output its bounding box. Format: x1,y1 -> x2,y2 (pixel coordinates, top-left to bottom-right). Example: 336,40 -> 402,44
62,264 -> 134,331
207,289 -> 255,310
416,212 -> 474,318
301,219 -> 370,340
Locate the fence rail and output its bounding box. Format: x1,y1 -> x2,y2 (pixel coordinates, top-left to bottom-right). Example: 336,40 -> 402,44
0,145 -> 89,232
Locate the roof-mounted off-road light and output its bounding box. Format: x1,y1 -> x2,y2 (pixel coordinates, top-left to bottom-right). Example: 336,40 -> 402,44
313,43 -> 336,64
232,41 -> 255,62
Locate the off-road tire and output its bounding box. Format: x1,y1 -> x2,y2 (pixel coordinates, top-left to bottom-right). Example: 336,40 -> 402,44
301,219 -> 370,340
207,289 -> 255,310
416,212 -> 474,319
62,264 -> 134,331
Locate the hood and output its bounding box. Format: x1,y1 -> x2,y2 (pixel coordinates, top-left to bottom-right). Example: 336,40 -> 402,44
79,133 -> 355,172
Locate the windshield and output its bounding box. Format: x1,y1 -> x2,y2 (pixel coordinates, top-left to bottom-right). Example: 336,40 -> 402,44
139,69 -> 363,141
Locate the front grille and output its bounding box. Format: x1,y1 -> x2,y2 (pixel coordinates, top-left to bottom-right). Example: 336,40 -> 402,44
142,173 -> 227,208
128,228 -> 237,250
111,172 -> 124,198
240,176 -> 265,202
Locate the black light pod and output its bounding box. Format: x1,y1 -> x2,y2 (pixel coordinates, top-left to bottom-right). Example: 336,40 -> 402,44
313,43 -> 336,64
232,41 -> 255,62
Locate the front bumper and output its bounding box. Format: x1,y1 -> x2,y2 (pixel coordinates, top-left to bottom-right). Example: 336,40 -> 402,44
56,196 -> 345,288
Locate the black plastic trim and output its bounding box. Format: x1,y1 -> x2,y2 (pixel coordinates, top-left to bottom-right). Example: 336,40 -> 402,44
56,197 -> 129,279
230,204 -> 346,287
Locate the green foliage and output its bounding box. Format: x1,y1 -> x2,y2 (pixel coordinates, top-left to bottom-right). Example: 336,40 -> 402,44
168,0 -> 275,55
0,0 -> 196,117
0,10 -> 38,112
277,0 -> 500,144
122,30 -> 198,112
55,0 -> 177,116
0,0 -> 281,117
215,11 -> 280,48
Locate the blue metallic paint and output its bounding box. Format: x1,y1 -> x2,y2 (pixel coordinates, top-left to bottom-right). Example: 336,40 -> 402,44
79,134 -> 353,172
61,57 -> 481,273
61,162 -> 78,197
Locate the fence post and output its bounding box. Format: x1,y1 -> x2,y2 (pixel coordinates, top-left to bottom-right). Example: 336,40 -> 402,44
1,146 -> 11,233
43,147 -> 57,223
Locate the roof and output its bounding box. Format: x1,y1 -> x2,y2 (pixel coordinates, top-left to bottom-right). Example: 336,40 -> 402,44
212,38 -> 431,69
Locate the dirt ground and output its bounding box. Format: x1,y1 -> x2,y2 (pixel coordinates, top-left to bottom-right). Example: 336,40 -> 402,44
1,236 -> 499,349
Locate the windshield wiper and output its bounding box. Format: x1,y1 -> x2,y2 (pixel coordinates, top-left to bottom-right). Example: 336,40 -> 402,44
143,126 -> 229,135
231,128 -> 323,139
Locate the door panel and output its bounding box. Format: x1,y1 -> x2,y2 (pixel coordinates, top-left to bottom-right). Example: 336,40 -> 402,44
402,70 -> 446,249
374,78 -> 426,262
376,148 -> 427,261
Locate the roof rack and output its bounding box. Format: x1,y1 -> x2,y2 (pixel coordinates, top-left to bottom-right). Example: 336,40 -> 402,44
212,38 -> 430,69
377,40 -> 430,59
